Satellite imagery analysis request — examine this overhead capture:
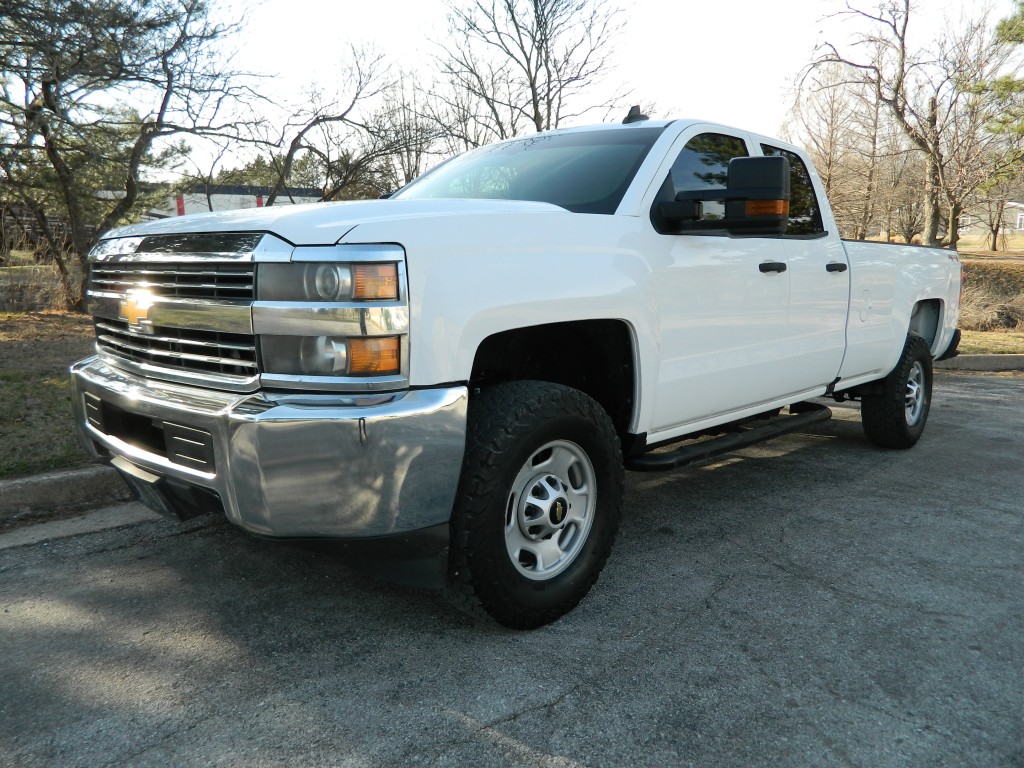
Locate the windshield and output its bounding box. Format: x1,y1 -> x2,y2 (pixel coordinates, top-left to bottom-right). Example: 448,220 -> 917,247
393,127 -> 666,214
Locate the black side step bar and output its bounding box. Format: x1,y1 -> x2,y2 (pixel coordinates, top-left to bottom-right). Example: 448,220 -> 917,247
625,402 -> 832,472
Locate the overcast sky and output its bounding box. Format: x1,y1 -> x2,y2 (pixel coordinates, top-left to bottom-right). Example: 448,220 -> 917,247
229,0 -> 1017,140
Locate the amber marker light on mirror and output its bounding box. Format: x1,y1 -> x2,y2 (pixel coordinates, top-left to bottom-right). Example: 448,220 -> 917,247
352,263 -> 399,300
745,200 -> 790,216
348,337 -> 401,375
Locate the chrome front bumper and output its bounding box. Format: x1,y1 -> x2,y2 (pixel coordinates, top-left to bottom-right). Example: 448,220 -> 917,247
70,356 -> 468,538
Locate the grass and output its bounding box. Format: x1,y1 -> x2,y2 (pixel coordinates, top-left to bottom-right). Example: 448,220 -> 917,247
959,330 -> 1024,355
0,311 -> 96,479
2,249 -> 36,266
956,231 -> 1024,252
0,371 -> 92,477
962,257 -> 1024,293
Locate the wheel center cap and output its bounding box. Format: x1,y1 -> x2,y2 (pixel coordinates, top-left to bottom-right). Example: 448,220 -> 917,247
550,497 -> 569,526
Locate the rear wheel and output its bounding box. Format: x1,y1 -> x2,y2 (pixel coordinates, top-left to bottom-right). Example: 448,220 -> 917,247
861,334 -> 932,449
447,381 -> 623,629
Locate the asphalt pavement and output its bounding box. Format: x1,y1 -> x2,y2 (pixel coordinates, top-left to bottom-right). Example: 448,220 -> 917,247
1,372 -> 1022,767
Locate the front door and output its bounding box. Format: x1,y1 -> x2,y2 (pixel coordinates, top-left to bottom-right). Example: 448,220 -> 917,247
640,130 -> 847,436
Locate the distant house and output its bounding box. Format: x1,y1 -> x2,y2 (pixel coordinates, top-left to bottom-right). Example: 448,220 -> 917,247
146,183 -> 322,219
1012,201 -> 1024,232
961,200 -> 1024,236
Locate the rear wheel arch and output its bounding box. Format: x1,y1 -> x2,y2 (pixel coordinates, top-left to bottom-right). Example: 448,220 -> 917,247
908,299 -> 942,351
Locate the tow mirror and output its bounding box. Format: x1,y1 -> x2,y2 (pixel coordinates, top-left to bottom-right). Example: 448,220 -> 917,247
659,155 -> 791,236
722,156 -> 790,236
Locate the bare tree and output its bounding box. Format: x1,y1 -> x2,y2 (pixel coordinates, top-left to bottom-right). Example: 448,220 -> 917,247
958,1 -> 1024,250
175,140 -> 237,212
888,148 -> 928,243
424,81 -> 501,154
251,47 -> 387,206
237,51 -> 440,203
434,0 -> 622,146
785,64 -> 856,203
852,77 -> 884,240
813,1 -> 943,244
813,0 -> 1023,248
933,13 -> 1024,249
377,72 -> 445,187
787,60 -> 888,239
877,123 -> 926,242
0,0 -> 251,304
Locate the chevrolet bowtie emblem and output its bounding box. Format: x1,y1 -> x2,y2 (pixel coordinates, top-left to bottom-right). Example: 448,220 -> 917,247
553,500 -> 566,524
119,291 -> 155,332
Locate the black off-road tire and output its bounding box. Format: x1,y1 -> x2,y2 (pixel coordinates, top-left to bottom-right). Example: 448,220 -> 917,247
446,381 -> 624,630
861,334 -> 933,449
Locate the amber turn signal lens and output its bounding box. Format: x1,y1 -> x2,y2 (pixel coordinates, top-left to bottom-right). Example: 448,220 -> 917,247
348,337 -> 401,375
745,200 -> 789,216
352,263 -> 399,300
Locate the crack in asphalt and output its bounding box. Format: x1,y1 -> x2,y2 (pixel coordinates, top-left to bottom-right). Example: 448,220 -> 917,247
732,540 -> 972,621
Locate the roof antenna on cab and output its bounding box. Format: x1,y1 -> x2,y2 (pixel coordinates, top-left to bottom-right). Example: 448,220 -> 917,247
622,105 -> 649,124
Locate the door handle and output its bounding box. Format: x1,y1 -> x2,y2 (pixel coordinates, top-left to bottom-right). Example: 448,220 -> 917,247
758,262 -> 787,273
826,262 -> 848,273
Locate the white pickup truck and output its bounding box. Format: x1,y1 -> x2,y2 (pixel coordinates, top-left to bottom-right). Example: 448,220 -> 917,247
71,115 -> 961,628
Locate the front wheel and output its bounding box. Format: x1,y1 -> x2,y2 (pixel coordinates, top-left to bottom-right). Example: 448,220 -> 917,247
447,381 -> 624,629
861,334 -> 933,449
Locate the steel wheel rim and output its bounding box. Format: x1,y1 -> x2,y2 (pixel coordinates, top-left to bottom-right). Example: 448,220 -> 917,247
504,439 -> 597,581
905,361 -> 926,425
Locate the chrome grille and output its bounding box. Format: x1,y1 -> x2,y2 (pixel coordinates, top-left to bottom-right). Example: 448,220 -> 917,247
89,262 -> 255,301
95,319 -> 256,377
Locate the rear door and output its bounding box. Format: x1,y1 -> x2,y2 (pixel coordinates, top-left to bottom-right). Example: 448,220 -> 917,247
759,143 -> 849,389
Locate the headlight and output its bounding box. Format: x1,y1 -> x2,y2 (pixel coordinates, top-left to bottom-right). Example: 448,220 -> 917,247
258,263 -> 398,301
300,335 -> 349,375
261,335 -> 400,377
308,264 -> 352,301
256,260 -> 403,380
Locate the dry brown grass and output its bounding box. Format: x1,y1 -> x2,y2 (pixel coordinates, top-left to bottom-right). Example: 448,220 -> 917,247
960,259 -> 1024,333
0,251 -> 83,311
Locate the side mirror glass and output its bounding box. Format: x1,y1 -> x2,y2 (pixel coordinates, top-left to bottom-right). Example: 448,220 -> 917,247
658,198 -> 702,225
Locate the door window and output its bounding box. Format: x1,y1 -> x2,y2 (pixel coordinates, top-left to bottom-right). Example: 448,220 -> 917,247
760,144 -> 825,236
662,133 -> 749,222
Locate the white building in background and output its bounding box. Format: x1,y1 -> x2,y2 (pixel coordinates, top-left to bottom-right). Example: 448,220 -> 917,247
960,200 -> 1024,242
145,183 -> 322,219
980,200 -> 1024,233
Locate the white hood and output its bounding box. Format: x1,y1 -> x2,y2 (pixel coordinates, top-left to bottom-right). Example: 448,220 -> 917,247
104,198 -> 565,245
